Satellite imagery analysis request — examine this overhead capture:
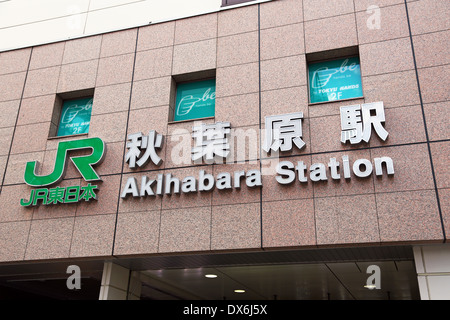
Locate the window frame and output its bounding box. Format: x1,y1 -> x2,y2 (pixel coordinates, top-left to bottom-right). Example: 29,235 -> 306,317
221,0 -> 255,7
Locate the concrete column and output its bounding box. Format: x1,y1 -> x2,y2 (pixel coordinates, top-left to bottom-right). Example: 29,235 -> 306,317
98,262 -> 141,300
413,244 -> 450,300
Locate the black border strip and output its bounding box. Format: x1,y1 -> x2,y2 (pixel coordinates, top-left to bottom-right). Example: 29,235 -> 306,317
404,0 -> 446,241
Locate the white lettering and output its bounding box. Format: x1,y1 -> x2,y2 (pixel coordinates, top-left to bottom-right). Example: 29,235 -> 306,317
328,157 -> 340,180
275,161 -> 295,185
275,155 -> 394,184
182,176 -> 197,193
199,170 -> 214,191
296,161 -> 308,182
310,163 -> 327,181
165,173 -> 180,194
216,172 -> 232,190
246,169 -> 262,187
184,304 -> 217,317
140,176 -> 155,196
234,170 -> 245,188
119,156 -> 394,198
121,177 -> 139,198
353,159 -> 373,177
374,156 -> 395,175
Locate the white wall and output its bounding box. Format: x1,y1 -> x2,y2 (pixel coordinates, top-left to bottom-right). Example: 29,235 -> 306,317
0,0 -> 269,52
414,245 -> 450,300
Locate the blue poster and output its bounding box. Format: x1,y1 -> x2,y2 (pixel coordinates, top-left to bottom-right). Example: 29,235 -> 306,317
174,79 -> 216,122
309,57 -> 363,104
57,97 -> 93,137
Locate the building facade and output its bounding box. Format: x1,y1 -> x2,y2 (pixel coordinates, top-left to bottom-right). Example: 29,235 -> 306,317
0,0 -> 449,300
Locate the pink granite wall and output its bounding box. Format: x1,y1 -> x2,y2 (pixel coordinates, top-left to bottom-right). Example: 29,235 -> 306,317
0,0 -> 448,263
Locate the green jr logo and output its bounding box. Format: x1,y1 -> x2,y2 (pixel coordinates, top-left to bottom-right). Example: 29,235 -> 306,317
20,137 -> 106,207
24,137 -> 105,187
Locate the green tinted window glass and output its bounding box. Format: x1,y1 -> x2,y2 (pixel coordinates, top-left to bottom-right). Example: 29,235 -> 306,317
308,57 -> 363,104
57,97 -> 93,137
174,79 -> 216,122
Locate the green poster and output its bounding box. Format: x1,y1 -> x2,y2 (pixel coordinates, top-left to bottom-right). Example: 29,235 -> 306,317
174,79 -> 216,122
57,97 -> 93,137
308,57 -> 363,104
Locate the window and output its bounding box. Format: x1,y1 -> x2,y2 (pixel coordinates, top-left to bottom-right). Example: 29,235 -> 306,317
56,97 -> 93,137
173,79 -> 216,122
308,56 -> 363,104
221,0 -> 255,7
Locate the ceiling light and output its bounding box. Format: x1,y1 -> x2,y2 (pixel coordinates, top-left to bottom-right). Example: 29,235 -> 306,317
205,274 -> 217,278
234,289 -> 245,293
364,284 -> 377,289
